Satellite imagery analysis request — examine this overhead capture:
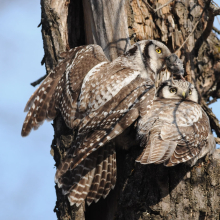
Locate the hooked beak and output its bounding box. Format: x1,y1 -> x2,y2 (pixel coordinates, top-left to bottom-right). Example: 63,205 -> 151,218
182,91 -> 186,98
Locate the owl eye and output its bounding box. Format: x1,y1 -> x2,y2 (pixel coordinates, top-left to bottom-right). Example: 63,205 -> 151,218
169,88 -> 177,93
189,89 -> 192,95
156,48 -> 162,54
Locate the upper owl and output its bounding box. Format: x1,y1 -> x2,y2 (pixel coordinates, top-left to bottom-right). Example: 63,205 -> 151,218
122,40 -> 171,80
21,40 -> 182,137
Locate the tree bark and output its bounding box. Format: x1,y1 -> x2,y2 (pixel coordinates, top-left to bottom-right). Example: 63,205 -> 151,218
38,0 -> 220,219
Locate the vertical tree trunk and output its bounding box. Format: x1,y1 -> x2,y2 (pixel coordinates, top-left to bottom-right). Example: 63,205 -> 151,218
39,0 -> 220,219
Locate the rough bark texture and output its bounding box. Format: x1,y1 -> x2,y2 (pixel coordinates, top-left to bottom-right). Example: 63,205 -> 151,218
114,147 -> 220,220
38,0 -> 220,219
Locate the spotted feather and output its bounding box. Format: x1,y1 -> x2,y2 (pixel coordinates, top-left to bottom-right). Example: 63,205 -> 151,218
56,142 -> 116,206
136,80 -> 215,166
22,41 -> 187,207
22,45 -> 109,136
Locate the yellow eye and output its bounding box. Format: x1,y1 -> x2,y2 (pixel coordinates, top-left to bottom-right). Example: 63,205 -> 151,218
189,89 -> 192,95
170,88 -> 177,93
156,48 -> 162,54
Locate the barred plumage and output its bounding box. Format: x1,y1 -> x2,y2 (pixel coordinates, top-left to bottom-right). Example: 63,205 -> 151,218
58,143 -> 116,206
136,80 -> 215,166
22,40 -> 190,206
21,45 -> 109,136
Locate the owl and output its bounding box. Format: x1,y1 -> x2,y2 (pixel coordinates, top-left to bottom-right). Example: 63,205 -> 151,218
21,40 -> 184,206
136,79 -> 216,166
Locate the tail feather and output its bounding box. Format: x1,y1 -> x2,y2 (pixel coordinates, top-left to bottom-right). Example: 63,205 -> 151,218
86,144 -> 116,205
154,141 -> 177,164
103,148 -> 117,199
94,147 -> 109,202
68,152 -> 98,206
136,126 -> 178,164
56,143 -> 116,206
86,147 -> 105,205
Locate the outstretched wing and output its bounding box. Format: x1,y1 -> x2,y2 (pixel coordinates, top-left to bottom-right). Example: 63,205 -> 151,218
21,45 -> 109,136
136,100 -> 215,166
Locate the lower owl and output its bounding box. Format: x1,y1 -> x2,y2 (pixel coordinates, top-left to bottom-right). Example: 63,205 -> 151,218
137,79 -> 215,166
55,79 -> 215,206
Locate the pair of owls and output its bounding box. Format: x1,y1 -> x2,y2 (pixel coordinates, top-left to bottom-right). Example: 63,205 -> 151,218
21,40 -> 215,206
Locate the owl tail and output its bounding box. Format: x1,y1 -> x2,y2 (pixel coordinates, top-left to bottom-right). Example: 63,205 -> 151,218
55,143 -> 117,206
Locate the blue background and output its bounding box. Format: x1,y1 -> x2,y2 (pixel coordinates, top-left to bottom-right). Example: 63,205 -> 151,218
0,1 -> 220,219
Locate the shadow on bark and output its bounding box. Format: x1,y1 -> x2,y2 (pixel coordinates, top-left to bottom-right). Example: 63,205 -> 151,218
85,145 -> 190,220
67,0 -> 85,49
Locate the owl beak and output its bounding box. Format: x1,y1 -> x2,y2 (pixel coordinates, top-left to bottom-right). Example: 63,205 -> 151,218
182,91 -> 186,98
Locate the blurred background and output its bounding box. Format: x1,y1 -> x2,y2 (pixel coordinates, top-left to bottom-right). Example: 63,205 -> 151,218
0,1 -> 220,219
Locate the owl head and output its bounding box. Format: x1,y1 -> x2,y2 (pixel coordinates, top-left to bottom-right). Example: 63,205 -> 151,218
140,40 -> 172,74
125,40 -> 184,84
125,40 -> 171,75
155,79 -> 199,103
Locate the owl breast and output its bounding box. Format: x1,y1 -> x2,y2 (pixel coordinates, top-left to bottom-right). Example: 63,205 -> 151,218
158,100 -> 203,126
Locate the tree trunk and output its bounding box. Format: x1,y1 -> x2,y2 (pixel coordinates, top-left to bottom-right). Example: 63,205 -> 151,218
39,0 -> 220,219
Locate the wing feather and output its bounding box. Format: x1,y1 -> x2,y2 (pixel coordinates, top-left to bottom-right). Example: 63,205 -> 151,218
21,72 -> 62,136
21,45 -> 109,136
78,57 -> 143,114
62,77 -> 153,171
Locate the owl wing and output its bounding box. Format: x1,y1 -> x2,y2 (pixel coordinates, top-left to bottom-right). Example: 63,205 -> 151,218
162,102 -> 214,166
136,100 -> 215,166
78,56 -> 144,114
55,75 -> 155,205
58,76 -> 154,172
21,45 -> 109,136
